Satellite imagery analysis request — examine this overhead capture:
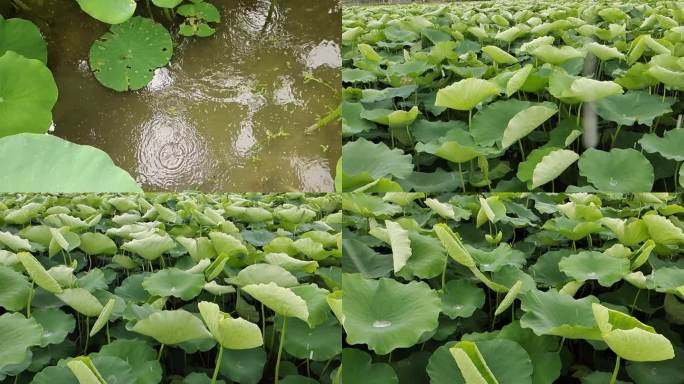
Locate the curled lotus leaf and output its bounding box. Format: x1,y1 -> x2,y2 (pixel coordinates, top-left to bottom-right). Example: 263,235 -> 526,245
436,78 -> 501,111
131,309 -> 212,345
198,301 -> 263,350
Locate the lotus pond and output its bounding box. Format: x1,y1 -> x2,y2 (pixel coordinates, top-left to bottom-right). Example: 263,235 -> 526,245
0,0 -> 340,192
341,192 -> 684,383
341,0 -> 684,193
0,192 -> 342,383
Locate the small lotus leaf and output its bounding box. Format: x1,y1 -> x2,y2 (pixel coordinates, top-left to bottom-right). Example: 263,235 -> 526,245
89,17 -> 172,91
342,349 -> 399,384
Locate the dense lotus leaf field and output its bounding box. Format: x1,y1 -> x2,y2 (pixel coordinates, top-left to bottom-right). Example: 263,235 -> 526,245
0,193 -> 342,384
341,0 -> 684,193
341,192 -> 684,383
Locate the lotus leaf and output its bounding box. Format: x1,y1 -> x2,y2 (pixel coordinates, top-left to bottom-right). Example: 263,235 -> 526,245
132,309 -> 212,345
198,301 -> 263,350
436,78 -> 500,111
558,251 -> 631,287
242,282 -> 309,322
596,91 -> 674,126
56,288 -> 104,317
342,349 -> 398,384
122,234 -> 176,260
0,17 -> 47,63
76,0 -> 136,24
639,129 -> 684,161
89,17 -> 173,91
142,268 -> 206,300
520,289 -> 601,340
578,148 -> 654,192
0,52 -> 57,137
0,313 -> 43,376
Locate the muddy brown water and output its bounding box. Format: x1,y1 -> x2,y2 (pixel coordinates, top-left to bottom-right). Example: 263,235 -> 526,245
17,0 -> 341,192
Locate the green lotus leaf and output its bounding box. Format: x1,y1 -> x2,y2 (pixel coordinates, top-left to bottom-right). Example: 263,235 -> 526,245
342,68 -> 376,83
242,282 -> 309,322
427,339 -> 534,384
525,148 -> 578,189
177,0 -> 220,22
342,138 -> 413,181
56,288 -> 103,317
643,215 -> 684,245
143,268 -> 205,300
132,309 -> 211,345
342,101 -> 375,136
542,217 -> 603,241
501,103 -> 558,149
558,251 -> 631,287
89,17 -> 172,91
0,51 -> 57,137
0,134 -> 141,192
520,289 -> 601,340
441,279 -> 486,319
436,78 -> 500,111
0,265 -> 30,311
395,231 -> 447,280
96,339 -> 162,384
361,106 -> 420,127
176,236 -> 216,262
578,148 -> 654,192
648,267 -> 684,295
76,0 -> 136,24
209,232 -> 247,256
495,280 -> 523,316
569,77 -> 623,102
79,233 -> 117,255
384,220 -> 411,273
264,253 -> 319,273
415,128 -> 498,164
358,43 -> 381,62
646,66 -> 684,90
482,45 -> 517,64
32,307 -> 75,347
592,303 -> 674,361
66,359 -> 105,384
433,223 -> 476,268
342,349 -> 398,384
585,42 -> 625,61
229,263 -> 299,287
198,301 -> 263,350
122,234 -> 176,260
0,313 -> 43,375
476,196 -> 507,227
289,284 -> 331,327
88,298 -> 115,337
506,64 -> 534,96
599,217 -> 649,246
219,348 -> 266,384
0,231 -> 31,252
449,341 -> 498,384
342,273 -> 441,355
639,129 -> 684,161
341,238 -> 392,278
596,91 -> 674,126
17,251 -> 62,293
284,317 -> 341,361
152,0 -> 183,8
530,45 -> 585,65
32,366 -> 78,384
0,17 -> 47,63
626,346 -> 684,384
471,99 -> 534,146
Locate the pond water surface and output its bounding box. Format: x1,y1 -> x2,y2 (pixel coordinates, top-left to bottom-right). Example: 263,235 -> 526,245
19,0 -> 340,192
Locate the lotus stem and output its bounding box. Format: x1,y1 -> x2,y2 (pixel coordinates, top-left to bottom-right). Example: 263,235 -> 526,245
576,102 -> 583,126
518,140 -> 526,161
11,0 -> 30,11
611,124 -> 623,147
145,0 -> 155,21
610,356 -> 621,384
457,163 -> 466,193
440,259 -> 447,290
468,109 -> 473,129
26,283 -> 34,317
157,344 -> 165,361
274,317 -> 288,384
211,347 -> 224,384
84,317 -> 90,353
261,304 -> 267,340
675,162 -> 682,191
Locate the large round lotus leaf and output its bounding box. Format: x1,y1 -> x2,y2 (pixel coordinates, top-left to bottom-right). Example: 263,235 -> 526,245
142,268 -> 205,300
643,215 -> 684,245
342,138 -> 413,179
592,303 -> 674,362
0,313 -> 43,374
198,301 -> 263,350
570,77 -> 624,102
639,129 -> 684,162
242,282 -> 309,322
0,17 -> 47,63
578,148 -> 654,192
427,339 -> 533,384
284,317 -> 341,361
229,263 -> 299,287
89,17 -> 173,91
342,273 -> 441,355
121,234 -> 176,260
0,52 -> 57,137
0,134 -> 141,192
342,349 -> 399,384
596,91 -> 674,126
435,78 -> 500,111
96,339 -> 163,384
32,307 -> 75,347
558,251 -> 631,287
131,309 -> 212,345
152,0 -> 183,8
519,289 -> 601,340
441,279 -> 486,319
76,0 -> 136,24
32,366 -> 78,384
56,288 -> 104,317
219,348 -> 267,384
0,265 -> 31,311
79,233 -> 117,255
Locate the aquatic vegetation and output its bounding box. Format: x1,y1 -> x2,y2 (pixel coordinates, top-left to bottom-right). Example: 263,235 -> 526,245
341,0 -> 684,192
341,192 -> 683,383
75,0 -> 136,25
0,192 -> 342,383
178,0 -> 221,37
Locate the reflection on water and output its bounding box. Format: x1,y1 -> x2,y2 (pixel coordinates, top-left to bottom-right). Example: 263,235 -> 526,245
19,0 -> 340,192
